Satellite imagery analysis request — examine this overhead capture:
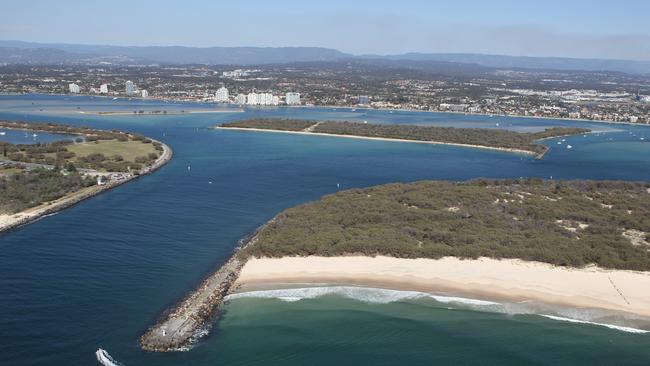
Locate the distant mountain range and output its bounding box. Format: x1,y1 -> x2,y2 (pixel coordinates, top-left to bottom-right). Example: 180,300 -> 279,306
1,40 -> 649,75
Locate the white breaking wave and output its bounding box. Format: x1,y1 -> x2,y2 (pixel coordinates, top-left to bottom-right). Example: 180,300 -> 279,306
226,286 -> 650,335
226,286 -> 426,304
540,315 -> 649,334
429,295 -> 500,307
95,349 -> 122,366
226,286 -> 501,307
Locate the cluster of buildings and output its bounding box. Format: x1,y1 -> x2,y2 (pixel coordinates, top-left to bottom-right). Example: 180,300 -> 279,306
222,69 -> 252,79
67,80 -> 148,98
6,63 -> 649,125
214,87 -> 301,106
125,80 -> 148,98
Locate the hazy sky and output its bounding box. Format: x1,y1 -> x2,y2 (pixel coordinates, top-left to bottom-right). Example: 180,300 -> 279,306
2,0 -> 650,60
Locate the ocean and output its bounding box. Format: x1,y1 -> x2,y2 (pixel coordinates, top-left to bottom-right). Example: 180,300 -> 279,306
0,94 -> 649,365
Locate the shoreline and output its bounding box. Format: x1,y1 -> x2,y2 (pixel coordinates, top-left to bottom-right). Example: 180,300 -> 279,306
314,105 -> 650,128
217,126 -> 540,157
0,140 -> 173,234
139,217 -> 275,352
233,256 -> 650,319
80,109 -> 243,116
4,93 -> 650,127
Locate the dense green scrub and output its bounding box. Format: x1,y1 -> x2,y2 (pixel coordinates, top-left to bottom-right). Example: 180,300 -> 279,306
222,119 -> 316,131
0,168 -> 95,214
241,179 -> 650,271
221,119 -> 590,156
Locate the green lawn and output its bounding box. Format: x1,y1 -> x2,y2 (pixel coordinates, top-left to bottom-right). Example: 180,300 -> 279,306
67,140 -> 157,162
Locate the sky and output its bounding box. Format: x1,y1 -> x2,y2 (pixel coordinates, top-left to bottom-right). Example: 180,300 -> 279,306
2,0 -> 650,60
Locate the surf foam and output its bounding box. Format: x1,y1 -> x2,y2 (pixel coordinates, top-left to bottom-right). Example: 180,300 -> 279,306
226,286 -> 426,304
540,314 -> 649,334
226,286 -> 650,335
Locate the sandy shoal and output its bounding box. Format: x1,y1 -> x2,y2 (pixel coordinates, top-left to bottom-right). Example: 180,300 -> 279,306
234,256 -> 650,317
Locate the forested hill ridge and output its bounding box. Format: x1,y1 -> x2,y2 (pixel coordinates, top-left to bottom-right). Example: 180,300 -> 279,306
220,119 -> 591,157
239,179 -> 650,271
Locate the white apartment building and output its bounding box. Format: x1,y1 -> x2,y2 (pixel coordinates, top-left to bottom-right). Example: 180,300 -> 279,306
215,87 -> 229,103
99,84 -> 108,94
235,94 -> 247,105
125,80 -> 136,96
141,90 -> 149,98
247,92 -> 259,105
286,92 -> 301,105
68,83 -> 80,94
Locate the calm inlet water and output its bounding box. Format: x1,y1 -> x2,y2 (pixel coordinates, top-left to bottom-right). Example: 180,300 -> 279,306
0,95 -> 649,365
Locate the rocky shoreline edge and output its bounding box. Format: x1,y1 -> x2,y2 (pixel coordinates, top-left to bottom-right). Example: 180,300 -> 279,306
139,218 -> 274,352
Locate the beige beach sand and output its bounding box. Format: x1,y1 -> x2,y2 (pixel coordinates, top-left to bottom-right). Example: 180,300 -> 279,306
235,256 -> 650,317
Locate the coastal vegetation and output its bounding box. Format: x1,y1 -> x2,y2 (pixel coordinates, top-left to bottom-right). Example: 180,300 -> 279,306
221,119 -> 590,156
0,120 -> 163,172
0,120 -> 170,219
222,118 -> 316,131
239,179 -> 650,271
0,168 -> 95,214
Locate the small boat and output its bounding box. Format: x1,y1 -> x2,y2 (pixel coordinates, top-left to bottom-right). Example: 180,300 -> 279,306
641,137 -> 646,141
187,165 -> 191,171
32,133 -> 38,137
0,132 -> 5,136
557,141 -> 562,145
95,348 -> 120,366
495,123 -> 500,127
567,145 -> 573,149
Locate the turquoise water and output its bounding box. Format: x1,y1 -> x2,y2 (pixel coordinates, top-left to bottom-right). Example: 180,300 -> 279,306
0,128 -> 76,144
0,94 -> 649,365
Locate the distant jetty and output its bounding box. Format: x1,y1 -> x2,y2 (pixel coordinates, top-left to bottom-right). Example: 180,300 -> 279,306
140,221 -> 272,352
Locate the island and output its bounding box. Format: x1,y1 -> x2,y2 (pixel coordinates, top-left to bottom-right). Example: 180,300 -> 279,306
218,119 -> 591,158
141,178 -> 650,352
0,120 -> 172,232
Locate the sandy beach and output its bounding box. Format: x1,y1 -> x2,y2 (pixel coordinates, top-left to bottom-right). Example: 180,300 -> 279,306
217,126 -> 539,157
234,256 -> 650,317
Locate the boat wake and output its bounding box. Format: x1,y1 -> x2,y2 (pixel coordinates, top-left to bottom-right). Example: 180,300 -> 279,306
95,348 -> 123,366
226,286 -> 650,334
